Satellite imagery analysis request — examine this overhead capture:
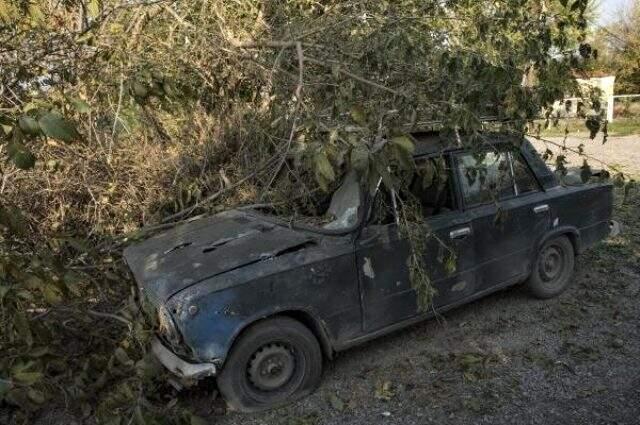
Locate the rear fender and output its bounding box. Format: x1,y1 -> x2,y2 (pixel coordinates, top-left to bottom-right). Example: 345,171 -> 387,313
532,226 -> 580,265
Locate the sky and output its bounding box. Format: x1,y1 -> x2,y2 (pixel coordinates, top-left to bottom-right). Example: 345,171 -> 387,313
597,0 -> 631,25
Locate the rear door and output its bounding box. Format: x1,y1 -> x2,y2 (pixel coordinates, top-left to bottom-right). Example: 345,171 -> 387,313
454,147 -> 550,292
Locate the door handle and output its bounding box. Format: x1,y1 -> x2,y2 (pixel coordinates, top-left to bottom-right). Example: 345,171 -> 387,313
450,227 -> 472,240
533,204 -> 550,214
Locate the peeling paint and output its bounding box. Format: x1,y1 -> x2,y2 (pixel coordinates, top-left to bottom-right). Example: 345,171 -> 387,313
451,281 -> 467,292
363,257 -> 375,279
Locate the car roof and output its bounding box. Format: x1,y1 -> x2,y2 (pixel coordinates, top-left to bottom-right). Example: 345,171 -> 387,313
409,131 -> 522,157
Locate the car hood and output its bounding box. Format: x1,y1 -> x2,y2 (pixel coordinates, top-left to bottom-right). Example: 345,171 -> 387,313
123,210 -> 316,303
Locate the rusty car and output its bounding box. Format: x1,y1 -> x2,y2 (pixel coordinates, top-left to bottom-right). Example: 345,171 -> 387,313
123,132 -> 614,412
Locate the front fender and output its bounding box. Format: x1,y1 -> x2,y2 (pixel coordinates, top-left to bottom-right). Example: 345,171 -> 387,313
165,280 -> 334,364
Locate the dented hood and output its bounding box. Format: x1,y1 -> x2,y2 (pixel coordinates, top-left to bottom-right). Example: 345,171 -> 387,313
123,210 -> 315,303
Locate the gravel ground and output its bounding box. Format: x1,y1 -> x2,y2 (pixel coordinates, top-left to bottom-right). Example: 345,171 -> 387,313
184,136 -> 640,425
529,134 -> 640,177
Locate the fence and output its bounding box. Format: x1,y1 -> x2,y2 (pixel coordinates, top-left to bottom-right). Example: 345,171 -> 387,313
554,94 -> 640,122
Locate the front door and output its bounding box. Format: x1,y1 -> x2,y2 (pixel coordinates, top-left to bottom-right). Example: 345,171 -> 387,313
355,155 -> 478,333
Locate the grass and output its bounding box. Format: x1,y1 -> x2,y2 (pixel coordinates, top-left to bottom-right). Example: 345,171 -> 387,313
539,117 -> 640,137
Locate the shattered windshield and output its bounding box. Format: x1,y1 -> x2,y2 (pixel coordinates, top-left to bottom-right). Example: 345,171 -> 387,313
252,171 -> 363,233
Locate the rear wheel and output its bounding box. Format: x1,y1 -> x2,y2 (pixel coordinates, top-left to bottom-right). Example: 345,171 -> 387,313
527,235 -> 575,299
217,317 -> 322,412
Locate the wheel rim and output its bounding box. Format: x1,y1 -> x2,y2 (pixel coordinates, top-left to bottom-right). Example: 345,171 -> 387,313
248,343 -> 296,392
538,244 -> 565,283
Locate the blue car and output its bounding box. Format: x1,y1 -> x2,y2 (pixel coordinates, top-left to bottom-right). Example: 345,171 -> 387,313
124,132 -> 614,412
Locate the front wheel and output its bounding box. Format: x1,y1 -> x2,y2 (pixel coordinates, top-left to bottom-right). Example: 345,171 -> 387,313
526,235 -> 575,299
217,317 -> 323,412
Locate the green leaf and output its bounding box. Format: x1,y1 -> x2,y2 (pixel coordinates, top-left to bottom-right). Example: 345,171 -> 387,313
444,254 -> 457,275
580,159 -> 591,183
27,3 -> 44,22
419,162 -> 436,188
314,151 -> 335,182
13,370 -> 42,385
38,112 -> 79,142
349,105 -> 366,125
13,311 -> 33,347
63,271 -> 84,297
190,415 -> 208,425
0,286 -> 10,302
27,389 -> 46,404
70,98 -> 91,114
42,284 -> 63,304
17,116 -> 41,136
350,146 -> 369,173
87,0 -> 100,18
24,274 -> 44,289
0,205 -> 28,237
7,142 -> 36,169
328,393 -> 345,411
390,135 -> 415,154
114,347 -> 134,367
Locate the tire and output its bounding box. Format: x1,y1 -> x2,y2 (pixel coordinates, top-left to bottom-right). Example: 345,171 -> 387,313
527,235 -> 575,299
217,316 -> 323,412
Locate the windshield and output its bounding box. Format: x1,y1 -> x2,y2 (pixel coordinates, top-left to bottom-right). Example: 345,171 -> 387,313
247,171 -> 364,234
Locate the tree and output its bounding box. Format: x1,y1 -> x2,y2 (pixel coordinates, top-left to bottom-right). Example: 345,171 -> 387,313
589,0 -> 640,94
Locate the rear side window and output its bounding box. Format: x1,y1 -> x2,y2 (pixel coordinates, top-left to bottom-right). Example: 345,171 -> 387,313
456,151 -> 514,206
511,153 -> 540,194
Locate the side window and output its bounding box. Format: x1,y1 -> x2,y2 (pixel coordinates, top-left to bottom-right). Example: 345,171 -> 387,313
406,156 -> 456,217
369,155 -> 457,223
511,153 -> 540,194
457,151 -> 514,206
370,186 -> 396,225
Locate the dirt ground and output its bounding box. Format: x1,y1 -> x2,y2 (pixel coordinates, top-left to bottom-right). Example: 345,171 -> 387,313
183,136 -> 640,425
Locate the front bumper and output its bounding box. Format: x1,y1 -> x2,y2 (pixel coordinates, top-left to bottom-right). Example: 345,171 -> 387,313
151,337 -> 218,380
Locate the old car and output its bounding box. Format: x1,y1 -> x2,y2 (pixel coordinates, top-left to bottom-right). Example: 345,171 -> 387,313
123,131 -> 614,412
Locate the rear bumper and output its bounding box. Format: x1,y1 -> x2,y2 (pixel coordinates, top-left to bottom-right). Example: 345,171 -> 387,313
151,337 -> 218,380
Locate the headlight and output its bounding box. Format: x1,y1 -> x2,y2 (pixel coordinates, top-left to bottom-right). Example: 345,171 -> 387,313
157,306 -> 181,347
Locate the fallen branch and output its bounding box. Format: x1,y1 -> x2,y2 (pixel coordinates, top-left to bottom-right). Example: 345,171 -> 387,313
260,42 -> 305,200
160,147 -> 287,224
29,306 -> 131,326
305,56 -> 401,96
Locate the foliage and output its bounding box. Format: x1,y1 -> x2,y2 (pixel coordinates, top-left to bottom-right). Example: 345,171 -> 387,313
0,0 -> 602,422
587,0 -> 640,94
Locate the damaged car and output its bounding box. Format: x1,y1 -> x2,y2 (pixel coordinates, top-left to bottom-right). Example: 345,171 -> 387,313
123,132 -> 614,412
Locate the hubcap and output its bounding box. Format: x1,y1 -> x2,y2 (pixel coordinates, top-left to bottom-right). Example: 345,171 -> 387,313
539,245 -> 564,282
248,343 -> 295,391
